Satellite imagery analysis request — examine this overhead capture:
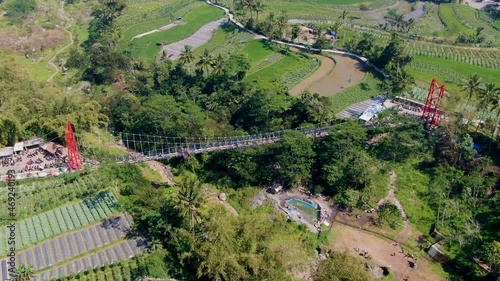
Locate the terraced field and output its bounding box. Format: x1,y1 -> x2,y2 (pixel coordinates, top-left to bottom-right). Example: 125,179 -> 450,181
0,213 -> 145,281
0,175 -> 105,219
404,42 -> 500,69
123,5 -> 225,61
0,190 -> 120,255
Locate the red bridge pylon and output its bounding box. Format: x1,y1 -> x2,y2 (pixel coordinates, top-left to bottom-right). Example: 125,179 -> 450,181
65,122 -> 82,171
422,78 -> 445,128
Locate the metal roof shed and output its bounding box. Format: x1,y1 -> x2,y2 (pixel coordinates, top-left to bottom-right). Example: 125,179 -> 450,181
0,147 -> 14,157
13,142 -> 24,152
24,138 -> 43,147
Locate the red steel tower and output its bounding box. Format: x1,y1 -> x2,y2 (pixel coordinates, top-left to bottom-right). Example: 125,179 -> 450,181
422,78 -> 446,128
65,122 -> 82,171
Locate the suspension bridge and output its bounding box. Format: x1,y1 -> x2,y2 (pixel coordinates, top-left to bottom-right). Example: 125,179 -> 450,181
70,123 -> 343,170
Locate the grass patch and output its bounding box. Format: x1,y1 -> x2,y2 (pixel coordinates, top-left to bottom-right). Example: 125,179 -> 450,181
244,52 -> 313,89
330,72 -> 384,114
389,160 -> 435,235
437,4 -> 474,36
493,20 -> 500,31
363,169 -> 390,207
121,5 -> 224,62
193,22 -> 253,57
241,39 -> 276,64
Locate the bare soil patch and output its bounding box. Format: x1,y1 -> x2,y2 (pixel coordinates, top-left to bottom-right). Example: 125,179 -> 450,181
291,53 -> 366,97
330,224 -> 443,281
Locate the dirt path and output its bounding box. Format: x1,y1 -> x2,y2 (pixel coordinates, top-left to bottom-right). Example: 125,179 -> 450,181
377,171 -> 412,244
330,224 -> 443,281
131,22 -> 179,40
47,0 -> 74,82
145,160 -> 175,186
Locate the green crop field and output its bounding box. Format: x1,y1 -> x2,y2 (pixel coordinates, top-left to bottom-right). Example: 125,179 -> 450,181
451,4 -> 500,44
241,40 -> 276,64
193,23 -> 253,57
438,4 -> 474,36
0,190 -> 120,255
408,56 -> 500,92
404,42 -> 500,69
0,174 -> 106,219
121,0 -> 205,40
242,40 -> 319,89
122,6 -> 224,61
329,72 -> 384,114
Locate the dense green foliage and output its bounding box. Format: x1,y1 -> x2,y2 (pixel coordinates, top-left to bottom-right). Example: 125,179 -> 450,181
4,0 -> 36,23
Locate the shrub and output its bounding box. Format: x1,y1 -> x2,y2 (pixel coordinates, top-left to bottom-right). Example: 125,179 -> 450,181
5,0 -> 36,23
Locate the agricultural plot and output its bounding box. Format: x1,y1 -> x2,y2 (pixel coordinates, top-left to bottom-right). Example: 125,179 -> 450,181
49,256 -> 144,281
404,42 -> 500,69
329,72 -> 384,114
192,23 -> 254,57
0,214 -> 145,281
0,190 -> 120,255
437,4 -> 474,36
409,3 -> 446,36
244,52 -> 319,90
0,174 -> 105,219
407,56 -> 500,95
451,4 -> 500,44
123,6 -> 224,61
117,0 -> 202,31
162,18 -> 228,59
121,0 -> 205,40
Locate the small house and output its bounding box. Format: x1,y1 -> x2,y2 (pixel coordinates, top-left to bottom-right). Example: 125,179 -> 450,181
270,183 -> 283,194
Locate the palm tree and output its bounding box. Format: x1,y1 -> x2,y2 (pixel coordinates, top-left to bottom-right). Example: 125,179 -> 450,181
462,74 -> 482,109
176,173 -> 204,231
196,49 -> 213,74
211,54 -> 226,76
13,264 -> 35,281
179,45 -> 195,73
476,83 -> 497,132
254,0 -> 264,21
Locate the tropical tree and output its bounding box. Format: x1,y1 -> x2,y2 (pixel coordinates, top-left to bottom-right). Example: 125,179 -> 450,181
477,83 -> 498,131
254,0 -> 264,21
291,24 -> 301,42
13,264 -> 35,281
211,54 -> 226,76
196,49 -> 213,74
176,173 -> 205,231
179,45 -> 195,73
462,74 -> 482,109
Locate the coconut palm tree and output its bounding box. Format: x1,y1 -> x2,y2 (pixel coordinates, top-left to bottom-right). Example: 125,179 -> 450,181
176,173 -> 204,231
211,54 -> 226,76
179,45 -> 195,73
13,264 -> 35,281
462,74 -> 482,109
196,49 -> 213,74
254,0 -> 264,21
476,83 -> 497,132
